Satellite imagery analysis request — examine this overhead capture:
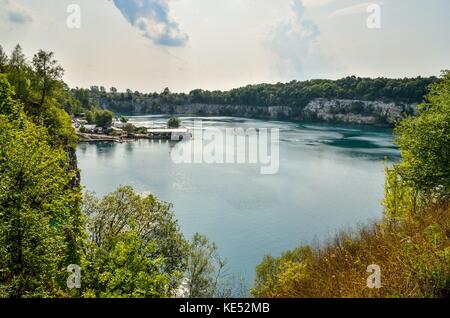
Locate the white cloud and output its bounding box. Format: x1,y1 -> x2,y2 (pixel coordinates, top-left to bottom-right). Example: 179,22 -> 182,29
112,0 -> 188,47
266,0 -> 330,80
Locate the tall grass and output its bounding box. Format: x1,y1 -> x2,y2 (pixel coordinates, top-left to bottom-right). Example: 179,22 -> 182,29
252,199 -> 449,298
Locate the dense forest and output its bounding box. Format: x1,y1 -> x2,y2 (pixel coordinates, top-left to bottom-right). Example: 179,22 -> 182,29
68,75 -> 437,121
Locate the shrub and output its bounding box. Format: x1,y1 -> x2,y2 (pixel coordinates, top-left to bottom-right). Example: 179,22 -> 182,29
168,117 -> 181,128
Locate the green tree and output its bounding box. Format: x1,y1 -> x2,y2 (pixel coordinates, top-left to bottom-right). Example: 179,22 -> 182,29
86,227 -> 172,298
0,74 -> 21,119
0,75 -> 82,298
185,234 -> 231,298
7,44 -> 30,102
81,186 -> 188,297
42,104 -> 78,148
167,116 -> 181,128
0,123 -> 77,297
393,70 -> 450,195
94,109 -> 113,128
85,110 -> 95,124
31,50 -> 64,108
252,247 -> 312,298
0,45 -> 8,73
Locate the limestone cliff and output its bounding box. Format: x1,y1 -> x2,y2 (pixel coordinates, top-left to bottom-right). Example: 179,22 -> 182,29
99,98 -> 417,126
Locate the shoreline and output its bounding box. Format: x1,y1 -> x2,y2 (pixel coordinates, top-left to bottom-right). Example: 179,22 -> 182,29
77,132 -> 132,143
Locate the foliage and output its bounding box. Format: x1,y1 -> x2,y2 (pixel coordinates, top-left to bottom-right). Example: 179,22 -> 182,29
253,247 -> 312,297
80,186 -> 188,298
85,227 -> 172,298
1,45 -> 77,150
123,123 -> 135,134
31,50 -> 64,108
0,82 -> 81,297
85,110 -> 95,124
85,109 -> 113,128
185,234 -> 232,298
0,45 -> 8,74
167,116 -> 181,128
0,74 -> 22,120
0,44 -> 231,299
7,45 -> 31,103
94,109 -> 113,128
393,70 -> 450,195
69,76 -> 437,121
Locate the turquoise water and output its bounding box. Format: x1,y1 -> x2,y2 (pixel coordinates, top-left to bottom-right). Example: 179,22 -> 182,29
76,116 -> 399,286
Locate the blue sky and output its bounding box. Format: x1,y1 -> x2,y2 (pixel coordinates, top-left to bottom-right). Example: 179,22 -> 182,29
0,0 -> 449,92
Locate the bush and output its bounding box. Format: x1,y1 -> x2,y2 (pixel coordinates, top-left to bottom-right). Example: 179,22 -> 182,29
81,186 -> 188,297
123,123 -> 135,134
168,117 -> 181,128
94,109 -> 114,128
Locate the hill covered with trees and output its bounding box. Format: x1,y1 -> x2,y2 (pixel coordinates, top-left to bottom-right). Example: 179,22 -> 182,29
69,76 -> 437,125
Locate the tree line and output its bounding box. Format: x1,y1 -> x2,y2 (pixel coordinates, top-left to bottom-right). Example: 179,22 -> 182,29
68,76 -> 437,116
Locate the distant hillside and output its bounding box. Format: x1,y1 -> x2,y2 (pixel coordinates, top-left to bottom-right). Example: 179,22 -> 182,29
69,76 -> 438,125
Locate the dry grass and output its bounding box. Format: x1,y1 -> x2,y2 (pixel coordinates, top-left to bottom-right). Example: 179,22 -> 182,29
253,201 -> 450,298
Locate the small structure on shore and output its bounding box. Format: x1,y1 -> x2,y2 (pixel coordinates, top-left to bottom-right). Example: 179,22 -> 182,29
147,128 -> 191,141
73,114 -> 191,143
82,124 -> 97,133
113,121 -> 125,129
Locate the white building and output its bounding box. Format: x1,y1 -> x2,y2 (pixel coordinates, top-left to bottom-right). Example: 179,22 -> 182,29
147,128 -> 191,141
82,124 -> 97,133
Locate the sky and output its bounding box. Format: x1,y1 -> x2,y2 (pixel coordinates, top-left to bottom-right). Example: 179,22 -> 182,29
0,0 -> 449,93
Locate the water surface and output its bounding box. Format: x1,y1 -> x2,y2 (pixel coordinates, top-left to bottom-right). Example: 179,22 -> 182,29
76,116 -> 399,286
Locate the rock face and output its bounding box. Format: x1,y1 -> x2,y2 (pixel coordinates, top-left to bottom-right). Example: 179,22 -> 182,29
160,103 -> 293,119
100,98 -> 417,126
302,98 -> 417,125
